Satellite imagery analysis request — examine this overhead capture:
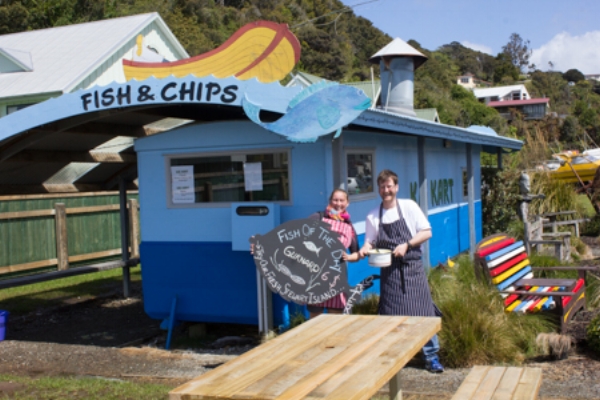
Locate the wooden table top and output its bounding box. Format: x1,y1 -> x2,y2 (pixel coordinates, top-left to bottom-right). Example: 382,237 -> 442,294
169,314 -> 441,400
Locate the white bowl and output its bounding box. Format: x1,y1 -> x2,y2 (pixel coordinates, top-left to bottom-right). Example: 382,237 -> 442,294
368,249 -> 392,267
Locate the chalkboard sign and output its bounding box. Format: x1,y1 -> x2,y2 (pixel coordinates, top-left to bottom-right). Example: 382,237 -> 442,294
250,218 -> 349,305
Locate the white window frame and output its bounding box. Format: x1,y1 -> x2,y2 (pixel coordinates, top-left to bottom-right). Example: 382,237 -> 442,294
343,148 -> 376,200
165,147 -> 293,208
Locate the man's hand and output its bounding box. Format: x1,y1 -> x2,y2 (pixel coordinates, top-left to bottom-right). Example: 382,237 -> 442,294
393,242 -> 409,258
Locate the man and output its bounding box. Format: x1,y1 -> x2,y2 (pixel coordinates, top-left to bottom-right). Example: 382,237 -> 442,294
359,169 -> 443,373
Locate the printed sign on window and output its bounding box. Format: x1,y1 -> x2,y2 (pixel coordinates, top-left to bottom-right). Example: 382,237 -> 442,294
244,162 -> 263,191
171,166 -> 195,204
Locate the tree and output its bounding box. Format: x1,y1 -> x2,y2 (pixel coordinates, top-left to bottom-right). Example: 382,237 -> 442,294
502,33 -> 531,72
493,53 -> 519,83
563,69 -> 585,83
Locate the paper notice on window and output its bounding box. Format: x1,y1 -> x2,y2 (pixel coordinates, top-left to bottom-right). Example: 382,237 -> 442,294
171,166 -> 195,204
244,162 -> 263,191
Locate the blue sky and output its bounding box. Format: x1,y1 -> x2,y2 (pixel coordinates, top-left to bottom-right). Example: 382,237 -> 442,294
339,0 -> 600,74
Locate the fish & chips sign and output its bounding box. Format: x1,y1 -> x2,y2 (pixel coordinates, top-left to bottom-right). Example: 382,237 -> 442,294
250,219 -> 349,305
74,76 -> 298,114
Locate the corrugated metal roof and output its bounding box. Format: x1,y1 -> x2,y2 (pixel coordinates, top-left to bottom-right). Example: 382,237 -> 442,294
344,81 -> 381,104
473,84 -> 528,100
414,108 -> 440,123
0,13 -> 177,99
0,47 -> 33,71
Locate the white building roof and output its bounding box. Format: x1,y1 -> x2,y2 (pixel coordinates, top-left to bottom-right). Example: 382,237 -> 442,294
0,13 -> 187,100
472,84 -> 528,100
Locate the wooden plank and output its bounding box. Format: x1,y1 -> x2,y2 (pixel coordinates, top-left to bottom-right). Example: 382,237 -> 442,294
0,209 -> 55,220
389,371 -> 402,400
0,190 -> 136,201
54,203 -> 69,271
0,258 -> 58,274
512,367 -> 542,400
168,315 -> 357,400
239,316 -> 405,400
210,316 -> 397,399
491,367 -> 522,400
452,366 -> 491,400
471,367 -> 505,400
68,248 -> 122,263
128,199 -> 140,258
66,204 -> 120,214
306,317 -> 440,400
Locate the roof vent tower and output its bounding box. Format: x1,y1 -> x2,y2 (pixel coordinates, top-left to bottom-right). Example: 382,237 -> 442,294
369,38 -> 427,117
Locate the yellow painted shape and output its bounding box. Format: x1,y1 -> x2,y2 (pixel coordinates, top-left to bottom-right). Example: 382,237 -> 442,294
563,293 -> 585,321
136,35 -> 143,57
124,27 -> 296,83
505,299 -> 521,312
491,259 -> 530,285
479,235 -> 507,248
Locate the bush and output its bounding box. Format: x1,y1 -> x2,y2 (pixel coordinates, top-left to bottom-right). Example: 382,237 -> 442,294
429,255 -> 555,367
586,314 -> 600,355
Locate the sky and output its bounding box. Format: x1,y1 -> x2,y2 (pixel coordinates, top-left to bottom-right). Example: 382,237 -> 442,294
339,0 -> 600,74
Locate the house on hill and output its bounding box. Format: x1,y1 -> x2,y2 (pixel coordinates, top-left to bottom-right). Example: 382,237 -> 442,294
456,73 -> 491,89
473,84 -> 549,121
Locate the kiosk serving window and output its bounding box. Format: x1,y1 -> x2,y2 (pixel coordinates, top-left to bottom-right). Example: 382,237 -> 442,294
169,150 -> 290,205
345,150 -> 374,196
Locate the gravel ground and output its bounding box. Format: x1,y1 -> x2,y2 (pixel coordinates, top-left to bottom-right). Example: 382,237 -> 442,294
1,245 -> 600,399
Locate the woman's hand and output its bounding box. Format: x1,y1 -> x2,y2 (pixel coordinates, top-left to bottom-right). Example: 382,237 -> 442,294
343,252 -> 360,262
358,242 -> 373,258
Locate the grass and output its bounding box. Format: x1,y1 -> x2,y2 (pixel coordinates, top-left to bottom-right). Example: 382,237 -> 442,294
429,255 -> 555,368
0,266 -> 142,317
0,373 -> 172,400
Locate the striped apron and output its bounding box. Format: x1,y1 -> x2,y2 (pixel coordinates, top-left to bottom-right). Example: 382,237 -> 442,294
376,202 -> 439,317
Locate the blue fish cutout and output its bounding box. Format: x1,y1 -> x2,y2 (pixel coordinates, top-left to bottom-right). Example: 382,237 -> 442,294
243,81 -> 371,142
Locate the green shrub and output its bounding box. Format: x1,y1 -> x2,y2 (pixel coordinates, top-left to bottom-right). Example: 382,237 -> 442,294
429,255 -> 555,367
586,314 -> 600,355
581,215 -> 600,236
351,294 -> 379,315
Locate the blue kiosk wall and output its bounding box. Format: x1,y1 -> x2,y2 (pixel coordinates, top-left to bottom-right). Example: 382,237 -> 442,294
135,120 -> 481,327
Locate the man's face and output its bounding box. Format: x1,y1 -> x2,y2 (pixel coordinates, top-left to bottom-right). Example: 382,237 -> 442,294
378,177 -> 398,202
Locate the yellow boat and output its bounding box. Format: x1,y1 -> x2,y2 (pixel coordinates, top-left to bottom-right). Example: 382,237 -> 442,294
122,20 -> 301,83
543,149 -> 600,183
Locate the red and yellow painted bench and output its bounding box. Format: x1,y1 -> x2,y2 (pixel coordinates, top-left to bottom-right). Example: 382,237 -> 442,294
475,233 -> 592,333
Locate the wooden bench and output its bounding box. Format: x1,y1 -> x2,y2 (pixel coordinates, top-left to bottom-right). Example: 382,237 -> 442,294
475,233 -> 593,333
452,366 -> 542,400
539,211 -> 589,238
525,215 -> 571,261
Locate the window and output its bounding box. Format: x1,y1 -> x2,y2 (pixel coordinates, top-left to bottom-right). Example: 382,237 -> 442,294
345,150 -> 374,196
168,149 -> 290,205
6,103 -> 34,114
460,77 -> 469,83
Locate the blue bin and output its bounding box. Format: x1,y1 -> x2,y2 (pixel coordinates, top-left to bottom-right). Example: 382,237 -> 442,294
0,310 -> 9,341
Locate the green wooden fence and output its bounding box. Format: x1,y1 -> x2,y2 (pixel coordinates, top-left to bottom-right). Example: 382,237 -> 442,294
0,191 -> 139,278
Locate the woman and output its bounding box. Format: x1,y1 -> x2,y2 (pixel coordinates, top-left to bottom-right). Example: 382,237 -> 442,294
306,188 -> 360,318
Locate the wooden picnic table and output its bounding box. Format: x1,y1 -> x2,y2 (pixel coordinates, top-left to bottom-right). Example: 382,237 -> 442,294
169,314 -> 441,400
539,211 -> 588,237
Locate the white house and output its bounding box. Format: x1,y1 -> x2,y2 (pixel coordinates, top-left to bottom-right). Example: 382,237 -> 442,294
0,13 -> 188,117
473,84 -> 530,104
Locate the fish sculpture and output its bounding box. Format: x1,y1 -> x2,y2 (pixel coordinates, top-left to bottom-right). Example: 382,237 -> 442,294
122,21 -> 301,83
250,218 -> 378,313
242,81 -> 372,142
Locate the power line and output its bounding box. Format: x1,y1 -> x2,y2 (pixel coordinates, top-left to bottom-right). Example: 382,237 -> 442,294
290,0 -> 380,30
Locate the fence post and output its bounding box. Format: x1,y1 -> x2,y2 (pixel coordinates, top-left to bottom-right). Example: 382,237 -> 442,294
54,203 -> 69,271
128,198 -> 140,259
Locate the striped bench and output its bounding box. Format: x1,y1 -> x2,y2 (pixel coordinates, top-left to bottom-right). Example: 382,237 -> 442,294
451,366 -> 542,400
475,233 -> 589,333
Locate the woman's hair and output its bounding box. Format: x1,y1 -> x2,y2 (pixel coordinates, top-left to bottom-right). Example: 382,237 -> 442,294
329,188 -> 349,202
377,169 -> 398,185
